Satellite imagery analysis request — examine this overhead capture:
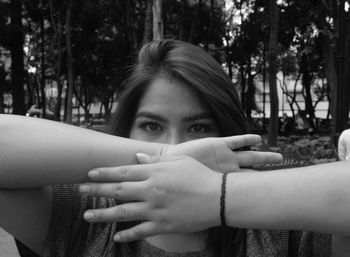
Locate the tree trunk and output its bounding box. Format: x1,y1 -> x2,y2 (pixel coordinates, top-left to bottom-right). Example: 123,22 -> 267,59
54,76 -> 63,121
34,73 -> 40,106
246,63 -> 256,128
224,37 -> 233,79
334,0 -> 349,137
40,1 -> 46,118
179,0 -> 186,40
204,0 -> 215,51
300,54 -> 315,130
49,0 -> 63,121
10,0 -> 25,115
25,72 -> 33,109
267,0 -> 279,146
125,0 -> 138,59
319,31 -> 337,137
240,65 -> 246,109
152,0 -> 163,40
142,0 -> 153,45
345,23 -> 350,127
65,0 -> 74,124
103,99 -> 111,121
262,44 -> 267,131
0,66 -> 5,114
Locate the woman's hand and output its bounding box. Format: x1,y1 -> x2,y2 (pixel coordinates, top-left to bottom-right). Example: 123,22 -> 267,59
80,155 -> 222,242
164,134 -> 282,173
79,135 -> 282,242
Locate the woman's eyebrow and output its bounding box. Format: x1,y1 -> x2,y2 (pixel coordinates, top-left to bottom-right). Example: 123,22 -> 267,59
182,112 -> 214,122
134,111 -> 167,122
135,111 -> 214,123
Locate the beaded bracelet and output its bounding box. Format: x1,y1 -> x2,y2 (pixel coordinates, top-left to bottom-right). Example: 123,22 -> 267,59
220,172 -> 228,226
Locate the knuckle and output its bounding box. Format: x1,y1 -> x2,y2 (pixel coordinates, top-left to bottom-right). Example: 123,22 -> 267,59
95,184 -> 103,194
120,167 -> 128,181
119,206 -> 126,220
113,183 -> 122,199
96,168 -> 108,180
150,155 -> 161,163
251,152 -> 257,164
105,171 -> 113,180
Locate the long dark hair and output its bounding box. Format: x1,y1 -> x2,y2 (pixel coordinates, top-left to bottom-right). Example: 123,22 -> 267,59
110,40 -> 247,257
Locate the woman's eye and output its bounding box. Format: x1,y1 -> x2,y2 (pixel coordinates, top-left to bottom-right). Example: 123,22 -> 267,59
141,122 -> 162,133
188,124 -> 208,133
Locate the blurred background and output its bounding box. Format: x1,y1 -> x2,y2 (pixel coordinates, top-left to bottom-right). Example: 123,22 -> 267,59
0,0 -> 349,149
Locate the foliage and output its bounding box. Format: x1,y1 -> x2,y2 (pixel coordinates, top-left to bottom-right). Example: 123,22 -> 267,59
254,135 -> 337,171
0,0 -> 228,120
1,0 -> 350,144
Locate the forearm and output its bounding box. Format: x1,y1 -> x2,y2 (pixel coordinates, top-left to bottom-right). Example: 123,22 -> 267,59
226,161 -> 350,235
0,115 -> 164,188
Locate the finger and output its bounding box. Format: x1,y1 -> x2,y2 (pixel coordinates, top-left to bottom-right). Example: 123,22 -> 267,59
79,182 -> 146,201
136,153 -> 161,164
236,151 -> 283,167
114,221 -> 158,242
88,165 -> 151,182
223,134 -> 262,150
83,202 -> 149,223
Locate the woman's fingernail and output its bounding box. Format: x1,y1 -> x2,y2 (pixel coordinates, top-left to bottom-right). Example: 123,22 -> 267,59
114,234 -> 121,242
84,212 -> 94,220
88,170 -> 100,179
79,185 -> 90,193
136,153 -> 151,162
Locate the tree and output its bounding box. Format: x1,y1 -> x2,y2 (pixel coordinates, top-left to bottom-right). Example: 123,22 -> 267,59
10,0 -> 25,115
64,0 -> 74,124
39,0 -> 46,118
48,0 -> 64,121
0,2 -> 10,114
334,0 -> 350,137
153,0 -> 164,40
142,0 -> 153,44
267,0 -> 279,146
0,65 -> 6,114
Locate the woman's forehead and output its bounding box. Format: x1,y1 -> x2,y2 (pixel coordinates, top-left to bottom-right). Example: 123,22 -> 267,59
137,77 -> 210,115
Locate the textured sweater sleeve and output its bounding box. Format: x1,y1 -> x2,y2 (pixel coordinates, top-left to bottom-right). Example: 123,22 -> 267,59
246,230 -> 331,257
289,230 -> 331,257
43,184 -> 118,257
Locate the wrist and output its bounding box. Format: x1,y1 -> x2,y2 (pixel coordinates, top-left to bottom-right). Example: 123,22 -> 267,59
224,171 -> 258,228
206,171 -> 223,228
225,172 -> 242,228
220,173 -> 228,227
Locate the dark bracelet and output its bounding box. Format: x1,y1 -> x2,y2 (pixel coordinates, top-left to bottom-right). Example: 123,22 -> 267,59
220,172 -> 228,226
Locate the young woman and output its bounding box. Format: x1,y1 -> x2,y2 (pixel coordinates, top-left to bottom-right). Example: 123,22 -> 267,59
0,40 -> 350,257
78,40 -> 350,257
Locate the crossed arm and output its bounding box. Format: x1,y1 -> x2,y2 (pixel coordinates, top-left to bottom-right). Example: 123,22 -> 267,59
78,155 -> 350,257
0,114 -> 280,254
80,156 -> 350,240
1,115 -> 350,256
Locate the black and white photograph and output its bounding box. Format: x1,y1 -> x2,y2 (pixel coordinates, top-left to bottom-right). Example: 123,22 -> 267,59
0,0 -> 350,256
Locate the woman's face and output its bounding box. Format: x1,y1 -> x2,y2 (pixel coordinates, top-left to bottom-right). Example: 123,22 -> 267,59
129,77 -> 220,144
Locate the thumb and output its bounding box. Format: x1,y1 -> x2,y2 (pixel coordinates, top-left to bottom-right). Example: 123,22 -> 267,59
136,153 -> 161,164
